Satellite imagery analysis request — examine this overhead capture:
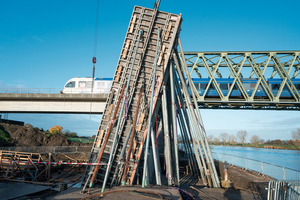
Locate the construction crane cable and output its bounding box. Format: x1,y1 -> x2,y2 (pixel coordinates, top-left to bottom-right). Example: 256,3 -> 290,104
89,0 -> 100,115
93,0 -> 100,57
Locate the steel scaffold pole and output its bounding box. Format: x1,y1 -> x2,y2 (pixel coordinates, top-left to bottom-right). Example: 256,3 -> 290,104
173,52 -> 211,187
142,28 -> 160,188
173,82 -> 197,177
101,30 -> 143,193
173,74 -> 199,178
162,84 -> 173,186
169,62 -> 180,186
178,38 -> 220,187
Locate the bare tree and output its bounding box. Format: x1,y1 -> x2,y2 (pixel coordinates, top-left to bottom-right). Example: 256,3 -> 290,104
292,128 -> 300,140
219,132 -> 229,144
236,130 -> 248,145
250,135 -> 260,147
228,134 -> 236,144
213,137 -> 220,143
208,135 -> 214,143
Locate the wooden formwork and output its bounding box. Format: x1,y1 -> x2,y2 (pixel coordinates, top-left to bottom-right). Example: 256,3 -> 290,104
0,150 -> 48,182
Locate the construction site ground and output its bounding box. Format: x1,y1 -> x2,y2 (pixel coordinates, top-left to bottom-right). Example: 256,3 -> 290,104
0,123 -> 272,199
0,153 -> 271,200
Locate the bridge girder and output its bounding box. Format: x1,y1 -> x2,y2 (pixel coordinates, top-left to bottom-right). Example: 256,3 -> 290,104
179,51 -> 300,110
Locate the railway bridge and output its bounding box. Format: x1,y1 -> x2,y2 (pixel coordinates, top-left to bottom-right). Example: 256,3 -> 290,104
1,51 -> 299,113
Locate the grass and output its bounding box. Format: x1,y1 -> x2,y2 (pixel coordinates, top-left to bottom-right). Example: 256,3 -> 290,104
0,129 -> 10,145
210,143 -> 300,150
67,137 -> 94,144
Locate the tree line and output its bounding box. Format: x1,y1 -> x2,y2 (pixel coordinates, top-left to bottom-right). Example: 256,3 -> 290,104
208,128 -> 300,147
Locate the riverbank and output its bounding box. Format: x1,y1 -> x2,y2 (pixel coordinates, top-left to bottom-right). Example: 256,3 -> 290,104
210,143 -> 300,150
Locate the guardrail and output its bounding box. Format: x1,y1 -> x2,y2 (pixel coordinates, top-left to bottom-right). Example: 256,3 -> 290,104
0,88 -> 111,94
0,88 -> 63,94
0,146 -> 92,154
212,152 -> 300,181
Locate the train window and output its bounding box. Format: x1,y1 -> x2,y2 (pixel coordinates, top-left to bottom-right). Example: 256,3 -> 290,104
194,83 -> 201,90
98,82 -> 105,88
272,84 -> 280,90
79,81 -> 86,88
296,84 -> 300,90
200,83 -> 207,90
220,83 -> 228,90
229,83 -> 238,90
87,81 -> 92,88
65,81 -> 75,88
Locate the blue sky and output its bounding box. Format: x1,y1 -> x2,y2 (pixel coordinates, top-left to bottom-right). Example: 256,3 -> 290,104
1,0 -> 300,141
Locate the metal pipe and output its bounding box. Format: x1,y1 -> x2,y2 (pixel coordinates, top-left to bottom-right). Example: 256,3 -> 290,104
178,38 -> 220,187
173,53 -> 210,186
85,82 -> 127,194
122,87 -> 144,185
142,29 -> 160,188
174,91 -> 196,177
173,75 -> 199,177
162,85 -> 173,186
169,63 -> 180,186
101,30 -> 143,193
150,122 -> 162,185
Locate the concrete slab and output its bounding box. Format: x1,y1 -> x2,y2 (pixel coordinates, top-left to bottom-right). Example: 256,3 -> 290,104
47,186 -> 182,200
0,182 -> 51,200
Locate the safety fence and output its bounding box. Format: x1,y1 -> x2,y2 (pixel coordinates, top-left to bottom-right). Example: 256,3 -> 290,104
212,152 -> 300,181
267,180 -> 300,200
0,146 -> 92,154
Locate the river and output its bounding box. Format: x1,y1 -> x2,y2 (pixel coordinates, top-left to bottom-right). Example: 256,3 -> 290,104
211,145 -> 300,180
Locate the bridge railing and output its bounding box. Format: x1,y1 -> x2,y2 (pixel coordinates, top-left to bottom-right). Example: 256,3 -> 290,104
0,88 -> 63,94
212,152 -> 300,181
0,146 -> 92,154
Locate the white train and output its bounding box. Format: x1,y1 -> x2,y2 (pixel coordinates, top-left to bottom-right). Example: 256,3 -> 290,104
62,77 -> 113,94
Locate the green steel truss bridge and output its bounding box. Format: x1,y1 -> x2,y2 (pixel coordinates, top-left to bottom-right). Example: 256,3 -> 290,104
180,51 -> 300,110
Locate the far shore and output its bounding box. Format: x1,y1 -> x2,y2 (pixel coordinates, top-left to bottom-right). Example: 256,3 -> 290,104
209,143 -> 300,151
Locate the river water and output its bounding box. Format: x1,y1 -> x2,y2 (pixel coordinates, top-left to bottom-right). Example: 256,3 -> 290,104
211,145 -> 300,180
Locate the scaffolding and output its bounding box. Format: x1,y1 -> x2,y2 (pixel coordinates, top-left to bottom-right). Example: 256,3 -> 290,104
82,2 -> 220,193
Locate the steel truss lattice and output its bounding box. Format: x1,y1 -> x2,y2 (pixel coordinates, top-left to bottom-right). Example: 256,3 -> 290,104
180,51 -> 300,110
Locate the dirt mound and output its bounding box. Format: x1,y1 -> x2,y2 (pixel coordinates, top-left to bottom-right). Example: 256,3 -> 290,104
0,123 -> 90,147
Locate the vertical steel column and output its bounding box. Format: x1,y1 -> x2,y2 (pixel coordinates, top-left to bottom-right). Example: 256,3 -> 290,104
142,29 -> 160,188
101,30 -> 143,193
162,84 -> 173,186
169,62 -> 180,186
178,38 -> 220,187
